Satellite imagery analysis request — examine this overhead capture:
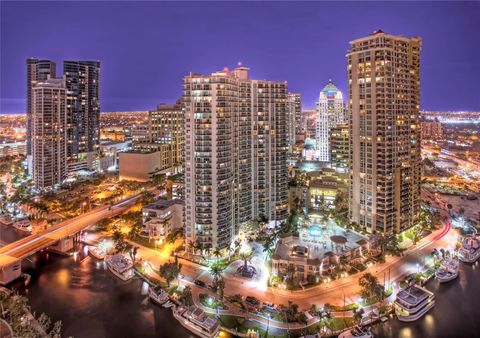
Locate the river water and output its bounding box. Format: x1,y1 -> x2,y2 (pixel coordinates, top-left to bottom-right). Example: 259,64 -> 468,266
2,223 -> 480,338
7,243 -> 195,338
371,261 -> 480,338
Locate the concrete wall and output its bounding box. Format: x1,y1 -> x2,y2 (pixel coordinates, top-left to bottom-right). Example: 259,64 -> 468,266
119,151 -> 161,182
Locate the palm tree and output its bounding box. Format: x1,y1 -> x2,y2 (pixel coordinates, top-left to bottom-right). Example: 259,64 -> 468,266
193,240 -> 202,255
216,277 -> 225,301
239,250 -> 252,271
213,247 -> 222,263
210,265 -> 223,284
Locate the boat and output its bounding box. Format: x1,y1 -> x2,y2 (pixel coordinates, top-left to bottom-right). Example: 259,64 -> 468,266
338,326 -> 373,338
148,287 -> 169,305
458,237 -> 480,263
435,257 -> 459,283
0,215 -> 13,225
88,245 -> 106,260
105,255 -> 134,281
13,220 -> 32,233
394,284 -> 435,322
173,306 -> 220,338
163,301 -> 174,308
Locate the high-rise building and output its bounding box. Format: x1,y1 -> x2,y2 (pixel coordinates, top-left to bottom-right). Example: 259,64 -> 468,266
420,118 -> 443,141
147,103 -> 184,167
183,67 -> 288,250
287,93 -> 302,153
129,103 -> 185,176
64,60 -> 100,170
348,30 -> 421,234
330,123 -> 349,173
26,58 -> 56,163
315,81 -> 346,162
31,77 -> 67,189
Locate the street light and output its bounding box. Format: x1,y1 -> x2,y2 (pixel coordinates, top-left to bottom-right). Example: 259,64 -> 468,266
265,313 -> 271,338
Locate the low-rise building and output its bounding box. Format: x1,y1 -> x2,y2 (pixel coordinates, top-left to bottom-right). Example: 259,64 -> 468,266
119,151 -> 163,182
271,221 -> 369,280
142,199 -> 184,243
0,142 -> 26,158
306,168 -> 347,210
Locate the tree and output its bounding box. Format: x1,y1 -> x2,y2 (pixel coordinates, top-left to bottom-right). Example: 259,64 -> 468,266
128,221 -> 142,239
213,247 -> 222,262
129,246 -> 139,263
239,250 -> 253,271
181,285 -> 194,306
210,264 -> 223,284
216,277 -> 225,301
286,264 -> 296,281
447,203 -> 453,216
159,262 -> 182,287
358,273 -> 384,304
112,227 -> 127,253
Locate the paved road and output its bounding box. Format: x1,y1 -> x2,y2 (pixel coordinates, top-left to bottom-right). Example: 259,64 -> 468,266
126,216 -> 457,311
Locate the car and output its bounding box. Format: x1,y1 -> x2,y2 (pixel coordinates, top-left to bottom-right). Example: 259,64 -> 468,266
207,283 -> 217,291
245,296 -> 260,306
194,279 -> 206,287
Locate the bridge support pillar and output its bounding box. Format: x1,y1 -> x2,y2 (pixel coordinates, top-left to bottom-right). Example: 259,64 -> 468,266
49,237 -> 74,254
0,259 -> 21,286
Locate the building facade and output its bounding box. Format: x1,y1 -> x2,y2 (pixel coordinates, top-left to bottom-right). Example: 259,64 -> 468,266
348,30 -> 422,234
420,118 -> 443,141
64,60 -> 100,171
315,81 -> 346,162
183,67 -> 288,250
26,58 -> 56,167
131,103 -> 184,174
287,93 -> 302,153
142,199 -> 184,243
31,78 -> 67,189
330,123 -> 349,173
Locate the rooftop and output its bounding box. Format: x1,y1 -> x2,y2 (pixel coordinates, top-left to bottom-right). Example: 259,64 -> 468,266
144,198 -> 184,210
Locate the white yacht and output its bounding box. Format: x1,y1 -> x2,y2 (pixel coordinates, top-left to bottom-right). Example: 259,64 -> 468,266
88,245 -> 106,260
435,257 -> 459,283
173,306 -> 220,338
394,284 -> 435,322
148,287 -> 169,305
13,219 -> 32,233
458,237 -> 480,263
105,255 -> 134,281
338,326 -> 373,338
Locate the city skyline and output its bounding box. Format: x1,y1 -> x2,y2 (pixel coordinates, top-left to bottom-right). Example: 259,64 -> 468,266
1,1 -> 480,115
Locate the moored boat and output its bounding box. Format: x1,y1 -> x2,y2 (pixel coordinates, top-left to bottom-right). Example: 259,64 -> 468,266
105,254 -> 134,281
435,257 -> 459,283
88,245 -> 106,260
338,326 -> 373,338
173,306 -> 220,338
148,287 -> 169,305
13,220 -> 32,233
394,284 -> 435,322
458,237 -> 480,263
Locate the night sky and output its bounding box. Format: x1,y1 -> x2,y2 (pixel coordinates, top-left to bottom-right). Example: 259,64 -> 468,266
1,1 -> 479,114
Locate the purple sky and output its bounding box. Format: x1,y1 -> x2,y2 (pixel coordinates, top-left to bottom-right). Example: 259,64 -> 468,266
1,1 -> 479,114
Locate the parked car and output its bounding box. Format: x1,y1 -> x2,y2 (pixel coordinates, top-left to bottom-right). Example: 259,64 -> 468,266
194,279 -> 206,288
245,296 -> 260,307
